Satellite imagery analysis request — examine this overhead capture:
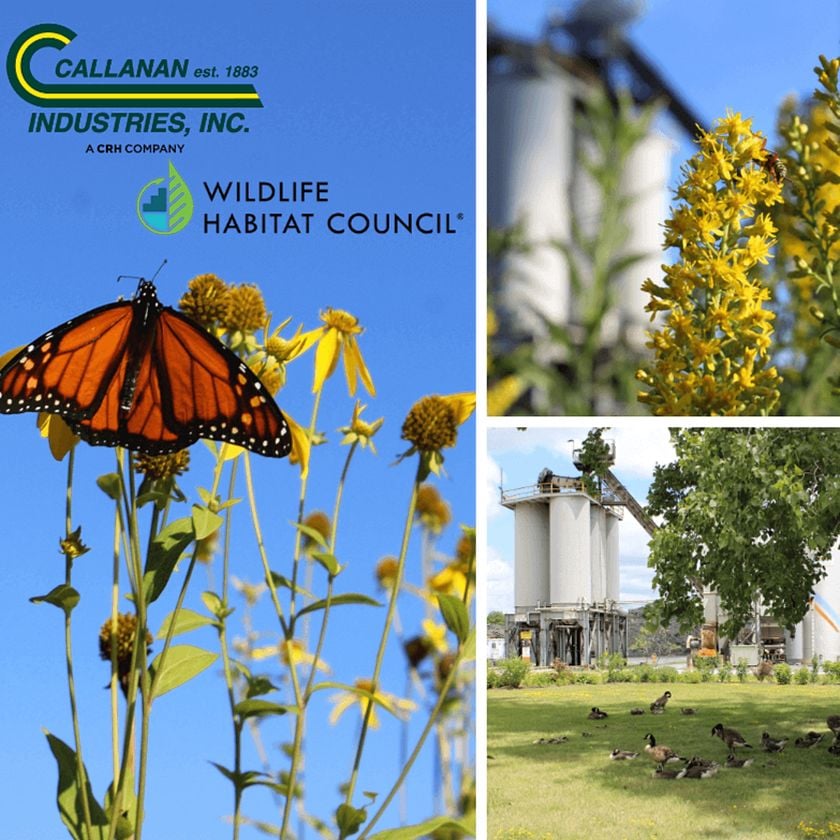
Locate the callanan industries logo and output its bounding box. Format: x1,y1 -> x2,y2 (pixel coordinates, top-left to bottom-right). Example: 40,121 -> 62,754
137,162 -> 194,234
7,23 -> 262,109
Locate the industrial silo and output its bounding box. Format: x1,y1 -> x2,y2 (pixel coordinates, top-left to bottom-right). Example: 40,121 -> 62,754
784,623 -> 804,664
590,504 -> 607,604
605,510 -> 620,603
812,545 -> 840,662
487,69 -> 573,338
549,494 -> 591,605
513,502 -> 550,611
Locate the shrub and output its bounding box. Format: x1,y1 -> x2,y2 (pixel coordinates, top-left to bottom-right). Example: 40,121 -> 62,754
774,662 -> 791,685
717,661 -> 733,683
636,664 -> 657,683
606,668 -> 637,683
573,670 -> 602,685
655,666 -> 679,682
523,669 -> 558,688
494,657 -> 530,689
679,670 -> 702,684
823,661 -> 840,683
735,658 -> 750,683
795,666 -> 810,685
695,655 -> 719,682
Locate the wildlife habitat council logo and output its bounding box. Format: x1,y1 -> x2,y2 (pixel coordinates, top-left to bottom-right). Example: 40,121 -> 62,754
7,22 -> 262,136
137,162 -> 193,235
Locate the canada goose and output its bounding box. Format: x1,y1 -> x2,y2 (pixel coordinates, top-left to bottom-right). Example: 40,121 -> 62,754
711,723 -> 752,750
630,708 -> 645,715
827,715 -> 840,736
649,705 -> 665,715
677,763 -> 719,779
680,707 -> 697,715
652,768 -> 680,779
644,733 -> 678,769
761,732 -> 788,752
650,690 -> 672,712
683,755 -> 719,770
794,732 -> 824,748
725,753 -> 754,768
533,736 -> 568,744
588,707 -> 608,720
609,749 -> 639,760
827,738 -> 840,756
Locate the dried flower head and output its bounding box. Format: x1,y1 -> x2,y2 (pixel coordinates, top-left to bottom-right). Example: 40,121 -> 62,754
134,450 -> 190,480
179,274 -> 230,328
415,484 -> 452,534
375,555 -> 400,591
302,511 -> 332,553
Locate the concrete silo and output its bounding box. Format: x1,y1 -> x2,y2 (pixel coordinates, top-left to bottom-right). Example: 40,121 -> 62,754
590,504 -> 607,604
549,494 -> 591,605
513,502 -> 550,612
605,512 -> 620,604
812,546 -> 840,662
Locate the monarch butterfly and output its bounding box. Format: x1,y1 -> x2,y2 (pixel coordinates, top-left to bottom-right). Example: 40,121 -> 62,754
0,279 -> 291,458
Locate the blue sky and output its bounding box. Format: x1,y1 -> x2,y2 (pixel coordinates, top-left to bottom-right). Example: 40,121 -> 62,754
0,3 -> 475,838
486,425 -> 676,614
489,0 -> 840,178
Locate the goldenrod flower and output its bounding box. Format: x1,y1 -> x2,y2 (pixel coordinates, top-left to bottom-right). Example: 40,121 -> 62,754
179,273 -> 230,328
300,308 -> 375,396
415,484 -> 452,535
134,450 -> 190,480
638,112 -> 783,415
328,678 -> 416,729
399,392 -> 475,476
339,401 -> 384,453
224,283 -> 268,333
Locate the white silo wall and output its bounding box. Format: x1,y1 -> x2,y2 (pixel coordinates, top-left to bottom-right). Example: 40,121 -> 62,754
488,72 -> 573,337
785,624 -> 804,663
549,494 -> 591,605
590,505 -> 607,603
513,503 -> 550,611
617,131 -> 674,353
802,607 -> 815,662
813,545 -> 840,661
605,511 -> 620,603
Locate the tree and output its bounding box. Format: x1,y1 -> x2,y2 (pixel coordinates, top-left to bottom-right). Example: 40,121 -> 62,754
487,611 -> 505,626
646,428 -> 840,636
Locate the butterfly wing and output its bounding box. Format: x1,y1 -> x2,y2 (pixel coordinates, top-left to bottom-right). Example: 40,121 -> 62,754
74,306 -> 291,457
0,301 -> 134,419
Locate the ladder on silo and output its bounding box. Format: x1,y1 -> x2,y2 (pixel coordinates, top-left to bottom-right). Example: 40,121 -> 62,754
601,469 -> 657,536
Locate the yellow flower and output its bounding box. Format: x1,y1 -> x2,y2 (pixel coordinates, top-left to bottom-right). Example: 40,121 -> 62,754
286,411 -> 313,479
301,511 -> 331,554
179,273 -> 230,328
328,678 -> 416,729
415,483 -> 452,534
375,556 -> 400,591
37,412 -> 79,461
231,576 -> 267,606
400,392 -> 475,477
60,526 -> 90,561
422,619 -> 449,654
134,450 -> 190,480
339,401 -> 384,453
428,563 -> 471,603
224,283 -> 268,334
300,308 -> 375,396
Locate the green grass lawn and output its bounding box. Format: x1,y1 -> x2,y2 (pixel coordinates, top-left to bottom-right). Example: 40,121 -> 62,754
488,683 -> 840,839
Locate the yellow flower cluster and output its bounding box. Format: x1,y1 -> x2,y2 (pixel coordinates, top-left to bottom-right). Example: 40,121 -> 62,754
637,112 -> 784,415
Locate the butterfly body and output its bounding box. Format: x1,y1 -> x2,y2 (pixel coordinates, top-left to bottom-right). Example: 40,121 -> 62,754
0,279 -> 291,457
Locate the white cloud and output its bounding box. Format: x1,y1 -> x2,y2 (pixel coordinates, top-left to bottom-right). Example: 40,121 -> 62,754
486,454 -> 504,521
486,545 -> 514,614
609,426 -> 676,478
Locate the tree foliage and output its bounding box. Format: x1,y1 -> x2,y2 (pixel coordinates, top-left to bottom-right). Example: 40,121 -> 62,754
646,428 -> 840,636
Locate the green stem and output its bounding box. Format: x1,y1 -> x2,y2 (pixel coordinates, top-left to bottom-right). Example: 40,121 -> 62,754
61,447 -> 95,840
342,471 -> 420,822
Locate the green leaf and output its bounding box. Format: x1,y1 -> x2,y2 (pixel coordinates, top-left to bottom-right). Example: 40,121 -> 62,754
336,803 -> 367,837
245,674 -> 280,699
44,731 -> 108,840
149,644 -> 217,699
437,594 -> 470,643
234,698 -> 293,720
156,608 -> 216,639
30,584 -> 80,615
166,161 -> 193,233
96,473 -> 121,501
368,814 -> 475,839
297,593 -> 381,618
209,762 -> 268,789
191,504 -> 223,540
292,520 -> 328,550
462,626 -> 476,660
143,517 -> 195,604
311,551 -> 341,576
270,572 -> 315,600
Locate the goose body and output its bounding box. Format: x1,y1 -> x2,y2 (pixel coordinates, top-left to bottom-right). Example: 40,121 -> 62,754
712,723 -> 752,750
652,768 -> 680,779
588,707 -> 608,720
609,749 -> 639,760
680,707 -> 697,715
677,763 -> 719,779
649,705 -> 665,715
794,732 -> 824,748
761,732 -> 788,752
827,715 -> 840,736
725,753 -> 754,768
644,733 -> 677,769
828,738 -> 840,756
630,707 -> 645,715
650,690 -> 672,712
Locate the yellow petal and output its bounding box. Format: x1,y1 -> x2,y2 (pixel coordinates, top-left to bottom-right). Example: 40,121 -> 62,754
286,412 -> 311,479
441,392 -> 476,426
313,327 -> 341,393
348,335 -> 376,397
37,413 -> 79,461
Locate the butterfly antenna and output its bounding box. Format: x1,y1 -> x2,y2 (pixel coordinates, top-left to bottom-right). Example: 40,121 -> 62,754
116,260 -> 167,286
151,259 -> 168,282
